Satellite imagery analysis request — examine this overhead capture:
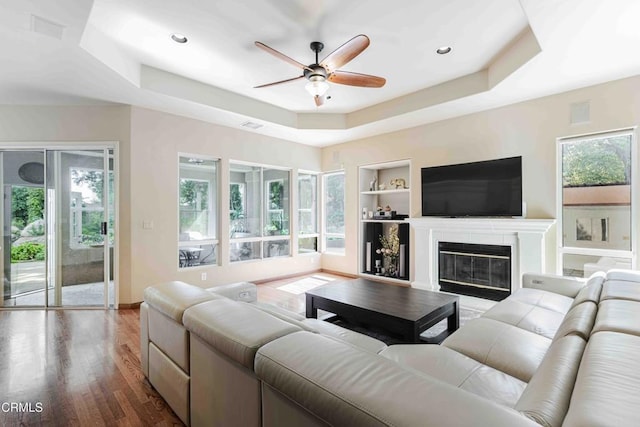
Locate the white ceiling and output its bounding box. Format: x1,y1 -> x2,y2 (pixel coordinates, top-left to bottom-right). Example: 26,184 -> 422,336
1,0 -> 640,147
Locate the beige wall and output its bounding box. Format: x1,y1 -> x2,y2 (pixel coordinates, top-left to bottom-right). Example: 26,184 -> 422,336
0,105 -> 321,305
129,107 -> 322,303
3,73 -> 640,304
321,75 -> 640,277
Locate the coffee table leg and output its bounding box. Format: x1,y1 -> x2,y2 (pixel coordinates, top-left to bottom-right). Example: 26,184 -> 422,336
306,294 -> 318,318
447,301 -> 460,333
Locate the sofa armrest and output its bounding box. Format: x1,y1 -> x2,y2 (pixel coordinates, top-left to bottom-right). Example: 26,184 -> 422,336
521,273 -> 587,298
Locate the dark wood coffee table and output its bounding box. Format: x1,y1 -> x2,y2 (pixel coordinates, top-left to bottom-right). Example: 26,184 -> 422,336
306,278 -> 459,344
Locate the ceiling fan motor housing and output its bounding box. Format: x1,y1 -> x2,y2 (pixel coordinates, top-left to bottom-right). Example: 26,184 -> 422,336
304,64 -> 328,81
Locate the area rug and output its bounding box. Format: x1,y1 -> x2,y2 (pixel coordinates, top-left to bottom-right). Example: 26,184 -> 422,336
277,275 -> 333,295
332,307 -> 483,345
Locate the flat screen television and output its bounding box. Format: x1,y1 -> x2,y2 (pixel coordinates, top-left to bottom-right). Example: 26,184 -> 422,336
421,156 -> 522,217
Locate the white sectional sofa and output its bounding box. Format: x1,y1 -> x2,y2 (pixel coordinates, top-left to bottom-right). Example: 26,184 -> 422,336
140,270 -> 640,426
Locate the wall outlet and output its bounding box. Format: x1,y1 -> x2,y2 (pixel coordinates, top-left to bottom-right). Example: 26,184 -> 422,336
201,272 -> 207,281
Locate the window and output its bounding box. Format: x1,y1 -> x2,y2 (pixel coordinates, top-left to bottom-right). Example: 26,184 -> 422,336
558,130 -> 635,276
229,162 -> 291,262
178,156 -> 218,268
298,173 -> 319,253
70,167 -> 113,249
323,171 -> 345,254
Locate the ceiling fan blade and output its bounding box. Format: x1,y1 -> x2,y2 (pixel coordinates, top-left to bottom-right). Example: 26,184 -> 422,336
254,75 -> 304,88
314,95 -> 325,107
328,70 -> 386,88
320,34 -> 370,72
255,41 -> 313,72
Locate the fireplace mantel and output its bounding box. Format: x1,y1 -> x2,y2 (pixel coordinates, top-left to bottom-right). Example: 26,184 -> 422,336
406,217 -> 556,293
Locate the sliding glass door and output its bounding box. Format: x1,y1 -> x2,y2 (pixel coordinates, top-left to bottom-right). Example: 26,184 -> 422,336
1,147 -> 115,308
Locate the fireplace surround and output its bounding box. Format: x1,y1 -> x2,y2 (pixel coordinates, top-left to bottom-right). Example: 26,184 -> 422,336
407,217 -> 555,297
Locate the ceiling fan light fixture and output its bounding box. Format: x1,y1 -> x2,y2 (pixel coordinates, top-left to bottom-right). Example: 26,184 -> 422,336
305,76 -> 329,97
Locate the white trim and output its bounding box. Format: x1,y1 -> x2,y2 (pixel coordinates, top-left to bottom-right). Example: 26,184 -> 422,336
556,128 -> 637,274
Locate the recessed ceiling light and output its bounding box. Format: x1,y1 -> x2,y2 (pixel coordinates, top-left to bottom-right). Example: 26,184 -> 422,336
171,33 -> 188,44
436,46 -> 452,55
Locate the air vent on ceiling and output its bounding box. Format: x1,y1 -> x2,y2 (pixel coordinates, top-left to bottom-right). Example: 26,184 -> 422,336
241,121 -> 263,130
31,15 -> 65,40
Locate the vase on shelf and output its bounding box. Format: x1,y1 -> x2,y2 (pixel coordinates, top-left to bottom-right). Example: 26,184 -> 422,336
384,256 -> 399,278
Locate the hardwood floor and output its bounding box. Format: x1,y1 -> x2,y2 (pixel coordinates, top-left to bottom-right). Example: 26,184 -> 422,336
0,309 -> 182,426
0,272 -> 350,426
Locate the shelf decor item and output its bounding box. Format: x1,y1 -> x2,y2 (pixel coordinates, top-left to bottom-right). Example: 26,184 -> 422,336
376,224 -> 400,277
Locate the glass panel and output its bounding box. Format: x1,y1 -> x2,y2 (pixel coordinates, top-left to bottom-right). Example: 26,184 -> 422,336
562,134 -> 632,251
230,163 -> 261,238
299,236 -> 318,253
324,173 -> 345,235
325,236 -> 345,253
1,151 -> 46,307
51,150 -> 108,307
179,243 -> 217,268
298,173 -> 317,234
562,253 -> 632,278
264,239 -> 290,258
324,172 -> 345,255
179,156 -> 218,268
230,241 -> 260,262
264,169 -> 290,236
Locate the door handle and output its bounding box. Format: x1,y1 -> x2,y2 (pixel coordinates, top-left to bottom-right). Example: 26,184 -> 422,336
101,222 -> 108,235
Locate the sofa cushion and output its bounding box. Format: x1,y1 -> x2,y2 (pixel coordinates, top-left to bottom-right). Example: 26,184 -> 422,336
183,299 -> 301,370
569,279 -> 603,309
255,332 -> 538,427
563,332 -> 640,427
442,318 -> 551,382
600,279 -> 640,303
252,301 -> 307,322
605,268 -> 640,283
207,281 -> 257,302
508,288 -> 573,314
380,344 -> 526,407
592,299 -> 640,337
515,335 -> 586,427
251,302 -> 387,353
302,318 -> 387,353
552,301 -> 597,341
144,280 -> 219,322
482,299 -> 565,339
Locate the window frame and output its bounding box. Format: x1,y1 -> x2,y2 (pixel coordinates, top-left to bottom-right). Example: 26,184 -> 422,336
229,160 -> 292,262
297,171 -> 320,254
178,154 -> 220,269
556,128 -> 637,275
322,170 -> 346,255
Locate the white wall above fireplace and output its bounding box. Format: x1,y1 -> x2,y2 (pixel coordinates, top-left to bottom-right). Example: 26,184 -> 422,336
406,217 -> 556,293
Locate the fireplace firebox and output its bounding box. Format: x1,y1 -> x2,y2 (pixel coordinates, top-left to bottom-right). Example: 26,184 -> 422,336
438,242 -> 511,301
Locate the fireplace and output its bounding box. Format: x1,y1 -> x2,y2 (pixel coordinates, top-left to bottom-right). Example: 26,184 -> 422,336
406,217 -> 555,298
438,242 -> 511,301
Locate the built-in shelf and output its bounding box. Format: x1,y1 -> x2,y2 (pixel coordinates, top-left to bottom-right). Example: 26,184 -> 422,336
359,159 -> 411,283
360,219 -> 408,224
361,189 -> 410,195
360,272 -> 412,286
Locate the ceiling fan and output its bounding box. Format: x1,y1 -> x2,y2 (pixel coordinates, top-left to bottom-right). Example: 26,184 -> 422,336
254,34 -> 386,107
